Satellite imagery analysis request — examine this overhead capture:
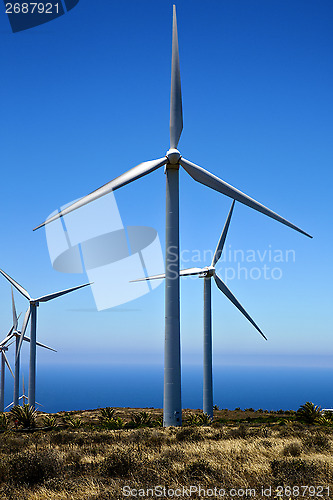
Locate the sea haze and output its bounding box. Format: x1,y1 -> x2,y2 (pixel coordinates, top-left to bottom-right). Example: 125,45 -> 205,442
4,364 -> 333,413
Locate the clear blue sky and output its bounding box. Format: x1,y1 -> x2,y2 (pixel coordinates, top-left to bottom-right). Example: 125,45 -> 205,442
0,0 -> 332,378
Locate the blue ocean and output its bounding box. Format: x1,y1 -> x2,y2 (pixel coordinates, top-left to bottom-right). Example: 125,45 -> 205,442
4,364 -> 333,413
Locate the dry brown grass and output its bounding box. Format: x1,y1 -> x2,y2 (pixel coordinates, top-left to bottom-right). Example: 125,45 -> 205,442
0,409 -> 332,499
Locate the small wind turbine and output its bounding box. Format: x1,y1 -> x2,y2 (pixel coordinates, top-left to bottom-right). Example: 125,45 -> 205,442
0,269 -> 90,408
20,375 -> 28,405
0,288 -> 56,407
6,375 -> 41,409
0,344 -> 14,412
132,201 -> 266,418
34,6 -> 311,426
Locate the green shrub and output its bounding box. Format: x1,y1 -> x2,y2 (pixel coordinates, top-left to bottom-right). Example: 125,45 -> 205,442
63,416 -> 82,428
10,405 -> 37,429
297,402 -> 323,424
198,413 -> 213,426
103,416 -> 125,430
42,415 -> 58,428
98,407 -> 125,429
185,412 -> 212,426
127,411 -> 153,429
98,406 -> 119,429
99,407 -> 116,422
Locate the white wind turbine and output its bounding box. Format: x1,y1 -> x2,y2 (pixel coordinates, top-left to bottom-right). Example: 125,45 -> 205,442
6,375 -> 42,409
132,201 -> 266,418
0,343 -> 14,412
0,288 -> 56,407
0,269 -> 90,409
19,374 -> 28,406
34,6 -> 311,426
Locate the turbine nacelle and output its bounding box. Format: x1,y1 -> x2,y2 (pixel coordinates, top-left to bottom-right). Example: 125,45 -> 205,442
199,266 -> 215,278
166,148 -> 181,165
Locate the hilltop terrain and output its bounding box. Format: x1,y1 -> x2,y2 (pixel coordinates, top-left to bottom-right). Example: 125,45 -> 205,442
0,405 -> 332,499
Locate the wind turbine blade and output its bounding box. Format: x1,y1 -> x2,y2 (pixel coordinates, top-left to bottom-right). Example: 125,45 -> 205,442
212,200 -> 235,267
36,282 -> 91,303
3,352 -> 14,378
36,341 -> 57,352
33,157 -> 167,231
214,274 -> 267,340
130,267 -> 205,282
180,267 -> 206,277
180,157 -> 312,238
16,307 -> 31,362
5,402 -> 14,410
0,269 -> 31,300
22,374 -> 26,397
11,286 -> 18,329
170,4 -> 183,149
0,327 -> 15,347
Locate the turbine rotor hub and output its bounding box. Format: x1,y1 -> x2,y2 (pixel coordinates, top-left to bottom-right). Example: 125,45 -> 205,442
199,266 -> 215,278
166,148 -> 181,165
206,266 -> 215,277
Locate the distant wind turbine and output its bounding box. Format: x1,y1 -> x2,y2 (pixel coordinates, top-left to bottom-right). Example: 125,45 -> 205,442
0,344 -> 14,412
5,375 -> 39,409
0,288 -> 56,407
0,269 -> 90,409
33,6 -> 311,426
132,201 -> 266,418
20,374 -> 28,405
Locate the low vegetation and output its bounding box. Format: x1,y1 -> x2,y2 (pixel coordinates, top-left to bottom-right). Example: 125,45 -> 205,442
0,402 -> 331,499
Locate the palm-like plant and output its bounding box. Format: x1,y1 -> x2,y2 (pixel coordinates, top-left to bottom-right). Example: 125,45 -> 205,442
99,407 -> 116,422
10,404 -> 37,429
198,412 -> 213,425
186,413 -> 200,426
128,411 -> 153,428
103,416 -> 125,430
186,412 -> 213,426
63,415 -> 82,428
297,402 -> 323,424
42,415 -> 58,428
